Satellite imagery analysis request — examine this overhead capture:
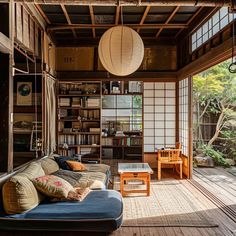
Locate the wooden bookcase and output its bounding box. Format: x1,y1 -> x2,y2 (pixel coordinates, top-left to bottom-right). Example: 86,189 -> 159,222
13,74 -> 42,167
57,81 -> 102,163
101,81 -> 143,161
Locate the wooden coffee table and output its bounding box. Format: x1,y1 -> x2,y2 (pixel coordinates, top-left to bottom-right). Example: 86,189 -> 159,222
118,163 -> 153,197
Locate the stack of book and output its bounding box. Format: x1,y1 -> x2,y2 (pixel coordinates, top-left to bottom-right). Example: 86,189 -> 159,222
87,98 -> 100,107
72,97 -> 81,107
59,98 -> 70,106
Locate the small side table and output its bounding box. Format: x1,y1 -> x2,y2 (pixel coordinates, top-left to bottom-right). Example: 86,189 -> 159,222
118,163 -> 153,197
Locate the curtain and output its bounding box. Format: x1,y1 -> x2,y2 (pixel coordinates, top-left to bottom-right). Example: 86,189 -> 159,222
44,74 -> 56,155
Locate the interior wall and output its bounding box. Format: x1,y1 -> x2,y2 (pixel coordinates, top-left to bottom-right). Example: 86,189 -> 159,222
56,46 -> 177,72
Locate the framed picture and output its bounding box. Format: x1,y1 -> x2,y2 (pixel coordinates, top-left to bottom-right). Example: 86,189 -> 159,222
16,82 -> 32,106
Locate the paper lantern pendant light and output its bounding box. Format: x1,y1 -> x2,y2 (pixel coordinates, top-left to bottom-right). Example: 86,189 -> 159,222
98,26 -> 144,76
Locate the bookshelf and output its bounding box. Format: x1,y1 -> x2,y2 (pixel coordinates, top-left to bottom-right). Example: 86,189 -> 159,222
57,81 -> 102,163
13,74 -> 42,168
101,83 -> 143,160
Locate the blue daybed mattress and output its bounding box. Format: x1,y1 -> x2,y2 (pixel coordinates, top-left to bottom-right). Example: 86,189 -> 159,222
0,190 -> 123,232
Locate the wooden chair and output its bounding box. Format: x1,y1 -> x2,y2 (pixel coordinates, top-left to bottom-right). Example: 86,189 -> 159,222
157,143 -> 183,180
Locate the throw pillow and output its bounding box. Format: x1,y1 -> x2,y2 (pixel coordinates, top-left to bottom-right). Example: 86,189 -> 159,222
51,187 -> 91,202
32,175 -> 74,198
66,160 -> 87,171
54,156 -> 75,170
52,169 -> 82,187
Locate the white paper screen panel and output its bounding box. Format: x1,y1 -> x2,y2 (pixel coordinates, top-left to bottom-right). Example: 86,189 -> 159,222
143,82 -> 176,152
179,78 -> 189,156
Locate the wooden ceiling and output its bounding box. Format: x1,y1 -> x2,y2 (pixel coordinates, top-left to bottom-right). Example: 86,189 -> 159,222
35,4 -> 216,46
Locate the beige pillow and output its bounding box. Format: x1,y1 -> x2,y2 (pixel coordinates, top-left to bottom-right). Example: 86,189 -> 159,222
3,175 -> 44,214
40,158 -> 60,175
32,175 -> 74,198
19,162 -> 45,180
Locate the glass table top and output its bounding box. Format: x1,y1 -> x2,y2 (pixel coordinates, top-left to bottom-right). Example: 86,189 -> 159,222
118,163 -> 153,174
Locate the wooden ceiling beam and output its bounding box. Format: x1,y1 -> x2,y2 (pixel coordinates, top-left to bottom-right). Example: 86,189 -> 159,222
48,23 -> 188,32
115,6 -> 120,25
155,6 -> 179,38
60,4 -> 77,38
16,0 -> 232,7
34,4 -> 51,25
175,6 -> 203,39
89,5 -> 96,38
137,6 -> 150,33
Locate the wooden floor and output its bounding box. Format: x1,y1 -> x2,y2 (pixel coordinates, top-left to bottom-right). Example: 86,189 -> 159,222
1,166 -> 236,236
109,166 -> 236,236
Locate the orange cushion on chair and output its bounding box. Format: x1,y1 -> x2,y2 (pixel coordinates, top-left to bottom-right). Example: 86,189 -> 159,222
66,161 -> 87,171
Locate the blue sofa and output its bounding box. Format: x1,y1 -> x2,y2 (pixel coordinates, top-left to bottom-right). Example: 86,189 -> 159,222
0,156 -> 123,232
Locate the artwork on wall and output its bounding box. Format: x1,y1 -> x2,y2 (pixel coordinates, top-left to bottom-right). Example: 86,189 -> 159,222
16,82 -> 32,106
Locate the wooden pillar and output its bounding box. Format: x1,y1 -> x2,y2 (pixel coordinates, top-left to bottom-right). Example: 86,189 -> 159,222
188,76 -> 193,178
0,2 -> 14,173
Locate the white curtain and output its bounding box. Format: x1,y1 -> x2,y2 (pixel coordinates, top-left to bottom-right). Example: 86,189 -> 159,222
44,74 -> 56,155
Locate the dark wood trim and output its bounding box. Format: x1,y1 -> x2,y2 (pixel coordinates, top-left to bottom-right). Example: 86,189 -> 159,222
60,4 -> 77,38
137,6 -> 150,34
89,5 -> 96,38
175,6 -> 204,39
57,71 -> 178,81
14,0 -> 232,7
115,6 -> 120,25
156,6 -> 180,38
47,23 -> 188,32
177,36 -> 234,79
34,4 -> 51,25
54,37 -> 176,47
188,76 -> 193,179
175,81 -> 179,144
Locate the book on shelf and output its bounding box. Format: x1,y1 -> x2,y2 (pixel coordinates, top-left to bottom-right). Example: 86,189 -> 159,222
59,98 -> 70,106
71,97 -> 81,107
87,98 -> 100,107
89,128 -> 100,132
102,137 -> 113,146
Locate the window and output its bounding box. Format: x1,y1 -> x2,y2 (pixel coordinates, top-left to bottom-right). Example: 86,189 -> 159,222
143,82 -> 176,152
191,7 -> 236,52
179,78 -> 189,156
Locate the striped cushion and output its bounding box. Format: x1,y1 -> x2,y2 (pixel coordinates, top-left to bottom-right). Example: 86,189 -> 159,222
77,172 -> 107,190
2,162 -> 45,214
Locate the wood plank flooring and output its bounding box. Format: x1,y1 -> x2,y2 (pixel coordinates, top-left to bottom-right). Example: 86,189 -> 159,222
109,167 -> 236,236
1,165 -> 236,236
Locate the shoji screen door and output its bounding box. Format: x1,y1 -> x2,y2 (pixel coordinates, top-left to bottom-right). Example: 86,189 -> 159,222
143,82 -> 176,153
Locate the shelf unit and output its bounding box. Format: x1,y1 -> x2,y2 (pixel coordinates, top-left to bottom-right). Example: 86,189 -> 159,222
57,81 -> 102,163
13,75 -> 42,167
101,84 -> 143,160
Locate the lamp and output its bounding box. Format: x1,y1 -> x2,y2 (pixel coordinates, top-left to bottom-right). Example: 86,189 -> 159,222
98,26 -> 144,76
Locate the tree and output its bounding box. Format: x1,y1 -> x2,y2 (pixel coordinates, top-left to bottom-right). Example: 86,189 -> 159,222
193,60 -> 236,163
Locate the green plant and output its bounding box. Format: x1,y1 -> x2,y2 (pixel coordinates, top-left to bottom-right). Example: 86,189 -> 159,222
200,145 -> 230,167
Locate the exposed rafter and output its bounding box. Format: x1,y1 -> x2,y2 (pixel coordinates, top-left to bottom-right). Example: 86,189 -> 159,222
48,23 -> 188,32
60,4 -> 77,38
137,6 -> 150,33
175,6 -> 203,38
156,6 -> 179,38
15,0 -> 233,7
115,6 -> 120,25
89,5 -> 96,38
34,4 -> 51,25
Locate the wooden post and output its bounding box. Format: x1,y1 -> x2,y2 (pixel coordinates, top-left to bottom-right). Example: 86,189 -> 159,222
0,2 -> 14,173
188,76 -> 193,179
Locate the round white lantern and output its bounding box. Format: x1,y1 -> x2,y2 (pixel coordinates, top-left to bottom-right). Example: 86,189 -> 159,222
98,26 -> 144,76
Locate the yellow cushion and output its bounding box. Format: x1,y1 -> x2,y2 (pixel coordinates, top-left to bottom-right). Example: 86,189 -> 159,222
40,157 -> 60,175
2,162 -> 45,214
66,161 -> 87,171
3,177 -> 43,215
32,175 -> 74,198
18,162 -> 45,180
